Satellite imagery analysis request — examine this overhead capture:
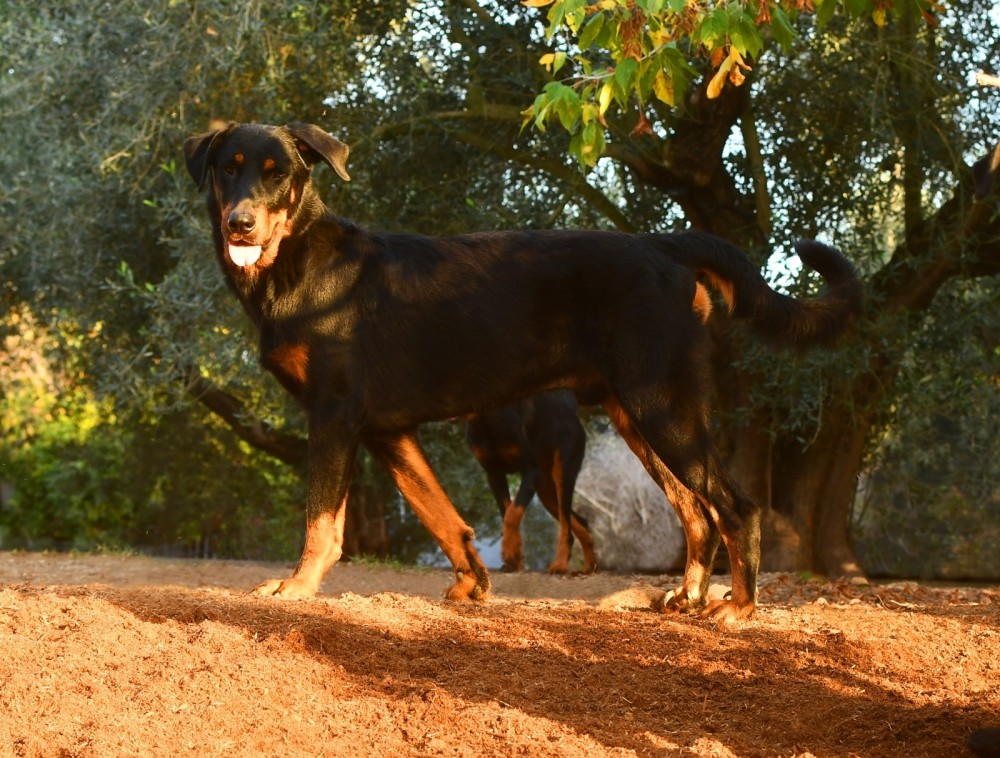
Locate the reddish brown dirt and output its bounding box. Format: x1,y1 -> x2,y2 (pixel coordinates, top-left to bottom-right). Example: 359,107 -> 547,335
1,551 -> 997,757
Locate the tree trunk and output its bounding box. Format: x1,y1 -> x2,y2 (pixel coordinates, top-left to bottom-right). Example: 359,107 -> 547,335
769,415 -> 870,577
342,457 -> 391,559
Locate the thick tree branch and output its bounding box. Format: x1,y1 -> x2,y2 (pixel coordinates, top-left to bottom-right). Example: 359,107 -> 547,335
185,370 -> 307,467
451,128 -> 637,231
363,105 -> 637,231
873,144 -> 1000,313
740,99 -> 772,239
608,78 -> 762,247
364,104 -> 526,144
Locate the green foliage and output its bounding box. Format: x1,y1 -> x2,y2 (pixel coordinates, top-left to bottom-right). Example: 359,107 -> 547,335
853,279 -> 1000,579
524,0 -> 944,164
0,306 -> 305,557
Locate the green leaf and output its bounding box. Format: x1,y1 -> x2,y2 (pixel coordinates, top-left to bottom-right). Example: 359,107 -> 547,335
553,87 -> 582,130
770,7 -> 797,53
576,120 -> 606,167
816,0 -> 838,28
531,92 -> 552,131
729,12 -> 764,59
577,11 -> 605,50
539,50 -> 568,75
613,57 -> 638,102
844,0 -> 873,19
636,59 -> 657,102
697,9 -> 730,50
563,0 -> 588,33
545,2 -> 565,39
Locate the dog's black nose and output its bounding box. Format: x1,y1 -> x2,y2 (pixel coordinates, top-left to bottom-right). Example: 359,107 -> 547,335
228,211 -> 256,235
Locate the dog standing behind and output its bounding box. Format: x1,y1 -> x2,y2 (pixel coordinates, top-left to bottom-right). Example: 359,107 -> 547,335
465,391 -> 596,575
183,121 -> 862,624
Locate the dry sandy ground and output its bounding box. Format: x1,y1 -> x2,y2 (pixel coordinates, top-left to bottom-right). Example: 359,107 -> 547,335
1,551 -> 998,757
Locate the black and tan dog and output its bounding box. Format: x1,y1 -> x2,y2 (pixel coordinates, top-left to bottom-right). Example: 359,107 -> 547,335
184,121 -> 861,623
465,391 -> 595,575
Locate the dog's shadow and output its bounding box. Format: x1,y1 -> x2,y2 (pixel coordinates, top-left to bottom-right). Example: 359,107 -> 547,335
82,583 -> 995,757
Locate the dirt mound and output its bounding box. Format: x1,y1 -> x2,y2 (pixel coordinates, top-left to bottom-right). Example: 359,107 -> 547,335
1,552 -> 997,756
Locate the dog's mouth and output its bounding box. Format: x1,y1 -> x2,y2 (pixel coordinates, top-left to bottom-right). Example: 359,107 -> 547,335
222,209 -> 290,269
226,241 -> 263,267
225,230 -> 278,268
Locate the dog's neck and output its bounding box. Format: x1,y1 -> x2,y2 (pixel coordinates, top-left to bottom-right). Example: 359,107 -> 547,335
217,180 -> 358,331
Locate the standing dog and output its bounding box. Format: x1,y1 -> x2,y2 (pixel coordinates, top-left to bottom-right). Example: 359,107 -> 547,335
466,392 -> 596,575
184,121 -> 861,623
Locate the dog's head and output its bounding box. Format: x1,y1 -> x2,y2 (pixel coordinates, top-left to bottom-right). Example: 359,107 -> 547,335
183,122 -> 350,268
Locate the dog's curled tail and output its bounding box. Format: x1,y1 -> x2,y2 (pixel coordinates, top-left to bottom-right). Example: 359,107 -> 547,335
654,231 -> 863,348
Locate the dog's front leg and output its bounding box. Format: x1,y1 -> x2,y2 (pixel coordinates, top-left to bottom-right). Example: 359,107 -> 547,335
366,431 -> 491,601
254,420 -> 358,599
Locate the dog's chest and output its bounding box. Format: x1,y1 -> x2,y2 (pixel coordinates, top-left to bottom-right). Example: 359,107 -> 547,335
263,340 -> 311,394
259,323 -> 356,404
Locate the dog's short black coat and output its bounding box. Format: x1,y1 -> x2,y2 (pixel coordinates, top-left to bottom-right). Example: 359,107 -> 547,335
184,121 -> 862,623
465,391 -> 594,575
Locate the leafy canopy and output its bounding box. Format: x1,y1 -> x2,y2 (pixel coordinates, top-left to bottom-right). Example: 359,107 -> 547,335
524,0 -> 942,164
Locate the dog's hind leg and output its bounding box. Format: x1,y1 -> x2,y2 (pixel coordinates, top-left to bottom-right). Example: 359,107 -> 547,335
562,432 -> 597,574
537,438 -> 595,574
613,392 -> 760,624
481,467 -> 525,572
501,465 -> 541,572
571,512 -> 597,574
604,399 -> 721,610
366,431 -> 491,601
536,458 -> 573,574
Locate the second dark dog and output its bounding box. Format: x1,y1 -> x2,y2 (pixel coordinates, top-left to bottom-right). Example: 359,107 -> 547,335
466,392 -> 596,575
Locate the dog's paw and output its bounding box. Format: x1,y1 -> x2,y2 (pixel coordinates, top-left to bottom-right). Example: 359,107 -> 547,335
699,598 -> 755,626
546,560 -> 570,575
252,577 -> 317,600
444,569 -> 490,602
660,588 -> 704,614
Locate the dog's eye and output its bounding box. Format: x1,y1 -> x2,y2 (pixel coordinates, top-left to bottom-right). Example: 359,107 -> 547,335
223,165 -> 236,176
270,171 -> 286,182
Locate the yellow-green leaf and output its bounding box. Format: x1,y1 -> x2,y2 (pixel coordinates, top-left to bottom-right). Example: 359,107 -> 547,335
598,80 -> 614,115
653,70 -> 675,106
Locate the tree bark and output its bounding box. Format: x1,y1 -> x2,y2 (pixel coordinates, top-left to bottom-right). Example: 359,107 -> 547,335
770,406 -> 872,577
185,370 -> 308,467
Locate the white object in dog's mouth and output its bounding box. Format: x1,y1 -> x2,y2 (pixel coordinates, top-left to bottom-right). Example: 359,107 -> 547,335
227,243 -> 262,267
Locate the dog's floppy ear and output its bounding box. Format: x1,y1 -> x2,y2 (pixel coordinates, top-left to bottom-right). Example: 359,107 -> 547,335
183,123 -> 233,190
286,122 -> 351,182
972,141 -> 1000,200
